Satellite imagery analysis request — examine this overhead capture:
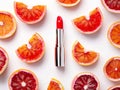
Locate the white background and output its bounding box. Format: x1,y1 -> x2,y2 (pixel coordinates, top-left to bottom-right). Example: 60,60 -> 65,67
0,0 -> 120,90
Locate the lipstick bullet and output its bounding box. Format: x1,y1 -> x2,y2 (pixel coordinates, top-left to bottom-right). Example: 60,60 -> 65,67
55,16 -> 65,67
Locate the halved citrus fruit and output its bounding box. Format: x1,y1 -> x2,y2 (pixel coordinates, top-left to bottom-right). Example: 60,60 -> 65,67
16,33 -> 45,63
47,78 -> 64,90
103,56 -> 120,82
56,0 -> 81,7
107,21 -> 120,48
0,47 -> 9,75
101,0 -> 120,13
0,11 -> 16,39
14,1 -> 46,24
72,72 -> 99,90
72,41 -> 99,66
72,7 -> 103,34
108,85 -> 120,90
8,69 -> 38,90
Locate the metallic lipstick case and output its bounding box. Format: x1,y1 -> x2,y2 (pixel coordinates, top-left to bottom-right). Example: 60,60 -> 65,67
55,29 -> 65,67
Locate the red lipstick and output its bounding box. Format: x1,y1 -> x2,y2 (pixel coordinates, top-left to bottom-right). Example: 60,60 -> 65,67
55,16 -> 65,67
57,16 -> 63,29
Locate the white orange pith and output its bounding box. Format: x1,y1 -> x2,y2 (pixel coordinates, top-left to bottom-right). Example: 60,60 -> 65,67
72,41 -> 99,66
0,11 -> 16,39
108,85 -> 120,90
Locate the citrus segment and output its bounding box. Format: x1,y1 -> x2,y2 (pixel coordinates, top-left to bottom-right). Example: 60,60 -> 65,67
0,11 -> 16,39
57,0 -> 81,7
72,72 -> 99,90
108,85 -> 120,90
16,33 -> 45,63
101,0 -> 120,13
47,78 -> 64,90
8,69 -> 38,90
0,47 -> 8,75
14,1 -> 46,24
73,7 -> 102,34
72,41 -> 99,66
104,57 -> 120,82
107,21 -> 120,48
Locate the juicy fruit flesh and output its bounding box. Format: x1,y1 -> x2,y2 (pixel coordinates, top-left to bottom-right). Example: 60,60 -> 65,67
0,13 -> 14,36
48,80 -> 61,90
73,8 -> 102,32
10,71 -> 37,89
104,0 -> 120,10
15,2 -> 45,22
112,87 -> 120,90
106,58 -> 120,79
73,75 -> 98,89
0,50 -> 6,71
17,33 -> 44,60
110,24 -> 120,46
73,42 -> 97,64
58,0 -> 78,4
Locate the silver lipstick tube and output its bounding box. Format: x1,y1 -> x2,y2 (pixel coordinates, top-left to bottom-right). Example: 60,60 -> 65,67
55,29 -> 65,67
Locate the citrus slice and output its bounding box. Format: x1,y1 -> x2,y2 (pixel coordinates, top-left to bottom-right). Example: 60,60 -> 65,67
72,72 -> 99,90
103,57 -> 120,82
0,11 -> 16,39
8,69 -> 38,90
107,21 -> 120,48
14,1 -> 46,24
0,47 -> 9,75
101,0 -> 120,13
47,78 -> 64,90
72,41 -> 99,66
56,0 -> 81,7
72,7 -> 103,34
16,33 -> 45,63
108,85 -> 120,90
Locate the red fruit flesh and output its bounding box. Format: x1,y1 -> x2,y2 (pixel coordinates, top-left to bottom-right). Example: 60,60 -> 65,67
104,0 -> 120,10
112,88 -> 120,90
73,75 -> 98,90
74,8 -> 102,32
10,71 -> 37,90
58,0 -> 78,4
0,50 -> 7,71
106,59 -> 120,79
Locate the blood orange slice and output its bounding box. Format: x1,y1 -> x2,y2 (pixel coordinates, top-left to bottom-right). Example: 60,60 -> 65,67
14,1 -> 46,24
108,85 -> 120,90
8,69 -> 38,90
103,57 -> 120,82
72,72 -> 99,90
0,47 -> 8,75
72,41 -> 99,66
56,0 -> 81,7
101,0 -> 120,13
107,21 -> 120,48
73,7 -> 103,34
16,33 -> 45,63
47,78 -> 64,90
0,11 -> 16,39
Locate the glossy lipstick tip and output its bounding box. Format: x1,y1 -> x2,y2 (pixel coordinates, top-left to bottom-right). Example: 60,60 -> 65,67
57,16 -> 63,29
